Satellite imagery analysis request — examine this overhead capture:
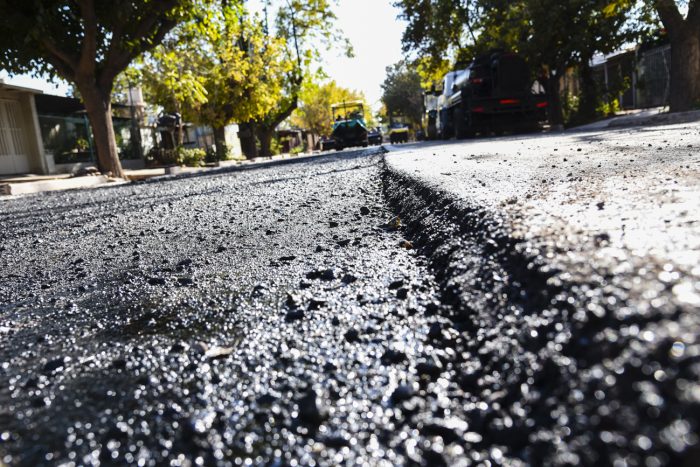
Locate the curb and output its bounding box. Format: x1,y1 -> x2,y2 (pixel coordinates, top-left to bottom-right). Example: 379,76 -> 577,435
0,175 -> 124,196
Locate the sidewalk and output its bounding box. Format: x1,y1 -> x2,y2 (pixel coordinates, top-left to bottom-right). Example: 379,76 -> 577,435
569,106 -> 700,131
0,149 -> 357,197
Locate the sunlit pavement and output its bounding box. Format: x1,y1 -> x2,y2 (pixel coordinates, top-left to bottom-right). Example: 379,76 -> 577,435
387,123 -> 700,286
380,122 -> 700,465
0,122 -> 699,465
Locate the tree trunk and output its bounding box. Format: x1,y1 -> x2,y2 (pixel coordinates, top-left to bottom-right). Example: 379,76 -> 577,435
253,96 -> 299,158
545,71 -> 565,129
257,126 -> 275,158
668,29 -> 700,112
238,122 -> 258,159
578,59 -> 598,122
79,84 -> 125,178
213,126 -> 228,161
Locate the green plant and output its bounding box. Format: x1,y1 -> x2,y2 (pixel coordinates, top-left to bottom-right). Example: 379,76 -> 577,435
75,137 -> 89,152
176,147 -> 206,167
269,138 -> 281,156
597,98 -> 621,117
561,93 -> 580,125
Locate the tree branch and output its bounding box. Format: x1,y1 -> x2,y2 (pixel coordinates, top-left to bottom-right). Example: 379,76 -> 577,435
100,0 -> 178,89
655,0 -> 684,34
40,38 -> 79,77
269,95 -> 298,128
100,17 -> 177,92
688,0 -> 700,26
43,53 -> 76,82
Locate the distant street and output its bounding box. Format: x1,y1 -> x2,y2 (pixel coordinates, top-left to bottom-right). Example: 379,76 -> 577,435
1,121 -> 699,466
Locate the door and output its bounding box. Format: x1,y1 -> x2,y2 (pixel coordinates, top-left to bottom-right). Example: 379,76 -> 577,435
0,99 -> 30,175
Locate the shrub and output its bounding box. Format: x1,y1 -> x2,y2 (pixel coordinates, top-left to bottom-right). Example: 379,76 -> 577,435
177,147 -> 206,167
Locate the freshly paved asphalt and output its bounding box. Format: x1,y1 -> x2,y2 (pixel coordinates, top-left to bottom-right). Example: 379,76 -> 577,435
0,121 -> 698,466
384,121 -> 700,466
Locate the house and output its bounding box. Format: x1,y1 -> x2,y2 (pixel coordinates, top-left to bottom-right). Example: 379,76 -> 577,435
0,80 -> 49,176
1,79 -> 245,176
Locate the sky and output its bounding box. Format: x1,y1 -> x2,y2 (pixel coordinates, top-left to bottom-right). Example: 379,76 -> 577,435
315,0 -> 408,110
0,1 -> 408,112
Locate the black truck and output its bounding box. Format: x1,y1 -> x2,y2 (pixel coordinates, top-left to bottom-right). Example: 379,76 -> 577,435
436,50 -> 548,138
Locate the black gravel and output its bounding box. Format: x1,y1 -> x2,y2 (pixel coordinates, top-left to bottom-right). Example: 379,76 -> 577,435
0,150 -> 455,466
0,146 -> 698,466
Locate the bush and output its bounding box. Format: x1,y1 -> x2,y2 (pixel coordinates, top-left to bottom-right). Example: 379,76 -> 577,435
597,98 -> 620,117
177,147 -> 206,167
145,147 -> 206,167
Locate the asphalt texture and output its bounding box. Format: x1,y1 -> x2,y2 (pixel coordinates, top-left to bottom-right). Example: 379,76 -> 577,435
0,150 -> 462,466
384,122 -> 700,466
0,123 -> 698,466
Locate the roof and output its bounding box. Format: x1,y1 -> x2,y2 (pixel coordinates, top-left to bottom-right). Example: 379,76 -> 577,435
0,79 -> 44,95
35,93 -> 130,116
331,101 -> 364,109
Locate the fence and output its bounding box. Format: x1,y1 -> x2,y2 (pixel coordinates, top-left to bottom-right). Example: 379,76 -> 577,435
591,44 -> 671,110
636,45 -> 671,109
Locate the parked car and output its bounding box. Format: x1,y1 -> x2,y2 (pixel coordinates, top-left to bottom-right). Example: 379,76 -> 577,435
368,127 -> 383,145
319,136 -> 336,151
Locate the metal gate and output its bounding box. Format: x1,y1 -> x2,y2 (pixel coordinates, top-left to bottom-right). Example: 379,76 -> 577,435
0,99 -> 30,175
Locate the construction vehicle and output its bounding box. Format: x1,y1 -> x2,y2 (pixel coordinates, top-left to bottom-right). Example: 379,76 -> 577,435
435,50 -> 548,138
387,114 -> 410,144
330,101 -> 369,150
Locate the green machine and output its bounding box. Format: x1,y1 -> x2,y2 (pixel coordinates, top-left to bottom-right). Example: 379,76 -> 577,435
330,101 -> 369,151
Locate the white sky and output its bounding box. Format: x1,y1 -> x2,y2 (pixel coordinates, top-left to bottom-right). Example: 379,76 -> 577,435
316,0 -> 408,110
0,1 -> 407,112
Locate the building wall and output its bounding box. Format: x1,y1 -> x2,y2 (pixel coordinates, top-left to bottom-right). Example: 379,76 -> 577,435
0,88 -> 46,175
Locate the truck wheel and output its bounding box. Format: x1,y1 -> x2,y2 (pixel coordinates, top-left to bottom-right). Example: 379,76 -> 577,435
454,108 -> 468,139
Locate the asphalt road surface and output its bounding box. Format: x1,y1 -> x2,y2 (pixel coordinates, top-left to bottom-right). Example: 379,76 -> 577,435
1,122 -> 699,467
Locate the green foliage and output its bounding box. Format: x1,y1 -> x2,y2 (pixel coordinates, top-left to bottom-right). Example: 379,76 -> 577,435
177,147 -> 206,167
397,0 -> 636,71
562,93 -> 580,124
269,137 -> 282,156
133,2 -> 292,129
145,146 -> 206,166
0,0 -> 202,84
597,97 -> 621,116
381,61 -> 424,129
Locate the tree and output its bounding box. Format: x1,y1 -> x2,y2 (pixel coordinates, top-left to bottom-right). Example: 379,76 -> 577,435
652,0 -> 700,111
395,0 -> 634,126
381,60 -> 424,129
136,1 -> 292,159
0,0 -> 200,177
240,0 -> 351,158
292,80 -> 368,137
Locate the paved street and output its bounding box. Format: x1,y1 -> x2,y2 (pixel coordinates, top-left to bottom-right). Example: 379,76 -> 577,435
1,122 -> 699,466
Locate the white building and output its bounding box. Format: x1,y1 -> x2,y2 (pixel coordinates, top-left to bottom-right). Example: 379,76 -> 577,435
0,80 -> 50,175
